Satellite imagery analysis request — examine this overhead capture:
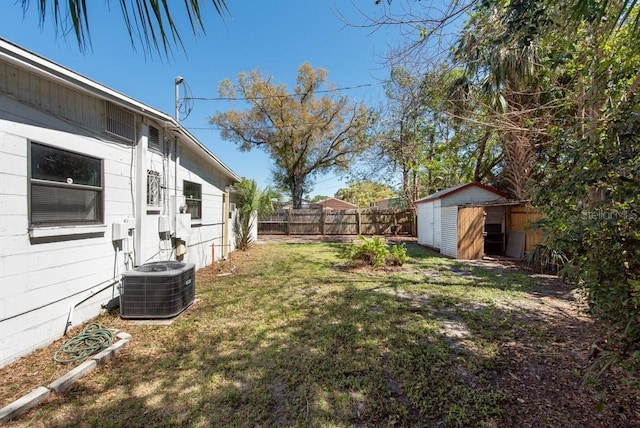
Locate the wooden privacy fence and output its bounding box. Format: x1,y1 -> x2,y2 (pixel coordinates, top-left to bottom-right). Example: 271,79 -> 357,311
258,208 -> 414,236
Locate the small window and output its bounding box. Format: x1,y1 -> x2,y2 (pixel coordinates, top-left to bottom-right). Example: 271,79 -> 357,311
105,101 -> 135,141
183,180 -> 202,220
30,142 -> 103,226
147,170 -> 161,207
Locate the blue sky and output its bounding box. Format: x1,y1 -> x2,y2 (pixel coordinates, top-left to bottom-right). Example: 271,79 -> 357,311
1,1 -> 406,198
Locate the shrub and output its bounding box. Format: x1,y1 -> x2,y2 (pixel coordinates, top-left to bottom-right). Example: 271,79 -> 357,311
340,236 -> 407,268
388,242 -> 408,266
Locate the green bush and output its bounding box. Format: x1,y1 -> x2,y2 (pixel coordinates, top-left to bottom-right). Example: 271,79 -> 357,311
388,242 -> 408,266
340,236 -> 408,268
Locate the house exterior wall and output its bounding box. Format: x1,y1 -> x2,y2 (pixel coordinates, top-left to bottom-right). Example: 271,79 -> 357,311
440,206 -> 459,258
176,142 -> 231,266
0,50 -> 239,367
0,97 -> 134,367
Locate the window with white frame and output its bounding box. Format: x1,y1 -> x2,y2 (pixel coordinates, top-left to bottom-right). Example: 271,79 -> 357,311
147,170 -> 161,207
183,180 -> 202,220
30,142 -> 103,226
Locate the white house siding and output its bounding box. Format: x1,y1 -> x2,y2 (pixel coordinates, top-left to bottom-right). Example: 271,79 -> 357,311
0,62 -> 102,131
0,100 -> 134,367
0,44 -> 240,367
176,143 -> 229,269
440,206 -> 459,258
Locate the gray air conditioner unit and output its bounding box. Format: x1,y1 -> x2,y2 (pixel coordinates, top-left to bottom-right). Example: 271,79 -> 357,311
120,261 -> 195,319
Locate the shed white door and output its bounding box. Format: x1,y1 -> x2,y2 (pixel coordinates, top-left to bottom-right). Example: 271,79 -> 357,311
416,202 -> 430,246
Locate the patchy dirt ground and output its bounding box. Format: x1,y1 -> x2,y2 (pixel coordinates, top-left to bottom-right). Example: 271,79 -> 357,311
1,236 -> 638,427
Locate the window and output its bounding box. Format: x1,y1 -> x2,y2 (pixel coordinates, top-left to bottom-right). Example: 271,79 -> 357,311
105,101 -> 135,141
147,170 -> 161,207
30,142 -> 103,226
183,180 -> 201,220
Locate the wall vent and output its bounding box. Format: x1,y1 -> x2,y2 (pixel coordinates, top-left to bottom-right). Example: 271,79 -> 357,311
105,101 -> 135,141
148,125 -> 161,149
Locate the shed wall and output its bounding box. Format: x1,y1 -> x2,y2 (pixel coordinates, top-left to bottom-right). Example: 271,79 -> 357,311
440,206 -> 458,258
508,206 -> 544,254
433,200 -> 442,249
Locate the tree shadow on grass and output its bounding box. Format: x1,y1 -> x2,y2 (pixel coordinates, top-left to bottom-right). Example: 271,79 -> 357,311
15,245 -> 639,427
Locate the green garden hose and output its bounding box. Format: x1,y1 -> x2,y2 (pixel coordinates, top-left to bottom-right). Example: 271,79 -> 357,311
53,323 -> 114,364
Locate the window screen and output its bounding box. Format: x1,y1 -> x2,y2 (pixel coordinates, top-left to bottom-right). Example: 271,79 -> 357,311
30,142 -> 103,226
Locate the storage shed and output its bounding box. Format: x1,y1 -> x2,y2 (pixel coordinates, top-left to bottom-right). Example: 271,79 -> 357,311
416,182 -> 507,256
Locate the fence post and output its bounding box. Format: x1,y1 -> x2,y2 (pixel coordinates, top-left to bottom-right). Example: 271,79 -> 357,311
356,209 -> 361,235
320,209 -> 326,235
287,209 -> 291,235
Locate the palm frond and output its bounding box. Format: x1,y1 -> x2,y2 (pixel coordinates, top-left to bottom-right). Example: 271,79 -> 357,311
20,0 -> 228,57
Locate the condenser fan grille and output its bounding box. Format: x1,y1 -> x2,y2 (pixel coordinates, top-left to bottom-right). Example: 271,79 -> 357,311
120,261 -> 195,319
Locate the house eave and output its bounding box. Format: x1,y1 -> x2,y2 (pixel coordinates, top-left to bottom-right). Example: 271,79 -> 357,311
0,38 -> 240,183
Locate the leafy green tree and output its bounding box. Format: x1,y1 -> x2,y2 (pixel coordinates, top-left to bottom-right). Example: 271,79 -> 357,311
373,0 -> 640,367
233,178 -> 279,251
19,0 -> 228,56
530,4 -> 640,364
368,65 -> 500,210
211,63 -> 373,209
453,0 -> 562,199
334,180 -> 394,207
456,0 -> 640,367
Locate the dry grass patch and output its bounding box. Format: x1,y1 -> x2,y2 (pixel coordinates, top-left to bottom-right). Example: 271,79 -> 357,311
1,242 -> 638,427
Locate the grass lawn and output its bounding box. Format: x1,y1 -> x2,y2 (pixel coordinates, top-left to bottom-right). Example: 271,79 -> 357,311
1,240 -> 638,427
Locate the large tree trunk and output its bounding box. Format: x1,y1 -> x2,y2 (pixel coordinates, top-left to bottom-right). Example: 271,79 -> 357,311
473,130 -> 491,182
290,175 -> 305,209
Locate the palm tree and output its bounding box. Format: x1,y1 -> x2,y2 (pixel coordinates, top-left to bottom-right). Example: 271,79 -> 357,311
18,0 -> 229,56
233,178 -> 279,251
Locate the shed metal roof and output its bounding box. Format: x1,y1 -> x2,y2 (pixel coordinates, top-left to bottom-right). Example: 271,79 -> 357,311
415,181 -> 507,204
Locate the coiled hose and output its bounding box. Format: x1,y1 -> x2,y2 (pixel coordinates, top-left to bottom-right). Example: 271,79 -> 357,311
53,323 -> 114,364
